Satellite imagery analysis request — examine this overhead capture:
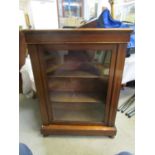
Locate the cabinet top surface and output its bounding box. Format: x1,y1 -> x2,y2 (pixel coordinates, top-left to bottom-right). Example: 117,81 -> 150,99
22,28 -> 132,33
22,28 -> 132,44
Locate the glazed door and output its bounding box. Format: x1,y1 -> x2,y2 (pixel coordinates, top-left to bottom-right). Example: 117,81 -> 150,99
38,44 -> 117,125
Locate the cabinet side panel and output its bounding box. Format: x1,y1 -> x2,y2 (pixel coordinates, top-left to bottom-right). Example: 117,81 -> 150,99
28,45 -> 49,125
108,44 -> 127,126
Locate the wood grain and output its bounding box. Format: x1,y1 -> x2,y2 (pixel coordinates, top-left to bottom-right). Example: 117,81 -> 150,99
47,78 -> 107,92
19,31 -> 27,93
23,29 -> 132,44
49,92 -> 104,103
28,45 -> 49,125
41,124 -> 116,136
108,44 -> 127,126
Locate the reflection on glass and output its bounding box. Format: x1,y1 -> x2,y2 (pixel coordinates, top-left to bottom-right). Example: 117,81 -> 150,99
44,50 -> 112,122
45,50 -> 111,77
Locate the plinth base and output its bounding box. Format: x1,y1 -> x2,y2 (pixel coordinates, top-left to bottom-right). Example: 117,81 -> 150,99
41,124 -> 116,137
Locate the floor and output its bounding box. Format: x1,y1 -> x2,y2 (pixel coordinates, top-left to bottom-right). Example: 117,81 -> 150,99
19,87 -> 135,155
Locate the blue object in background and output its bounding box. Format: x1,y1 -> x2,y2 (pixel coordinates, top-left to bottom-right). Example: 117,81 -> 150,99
97,9 -> 135,49
117,151 -> 133,155
19,143 -> 33,155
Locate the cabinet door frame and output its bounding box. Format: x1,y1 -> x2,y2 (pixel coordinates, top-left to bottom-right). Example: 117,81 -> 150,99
36,43 -> 118,126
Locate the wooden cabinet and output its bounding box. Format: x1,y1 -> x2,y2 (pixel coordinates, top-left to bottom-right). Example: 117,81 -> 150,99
23,28 -> 131,137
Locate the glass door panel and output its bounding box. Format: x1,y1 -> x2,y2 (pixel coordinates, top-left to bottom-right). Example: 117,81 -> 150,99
43,49 -> 112,123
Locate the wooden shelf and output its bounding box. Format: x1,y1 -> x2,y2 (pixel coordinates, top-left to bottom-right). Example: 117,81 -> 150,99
52,101 -> 105,122
47,78 -> 108,92
49,92 -> 103,103
48,70 -> 106,78
46,63 -> 110,78
46,64 -> 63,74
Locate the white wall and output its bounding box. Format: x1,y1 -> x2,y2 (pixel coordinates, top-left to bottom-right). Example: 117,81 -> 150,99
19,0 -> 59,29
29,0 -> 58,29
19,10 -> 27,29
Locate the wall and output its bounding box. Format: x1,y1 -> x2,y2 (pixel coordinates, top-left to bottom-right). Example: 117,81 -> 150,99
19,0 -> 59,29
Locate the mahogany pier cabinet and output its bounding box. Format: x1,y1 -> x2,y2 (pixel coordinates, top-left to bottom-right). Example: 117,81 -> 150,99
23,28 -> 132,137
